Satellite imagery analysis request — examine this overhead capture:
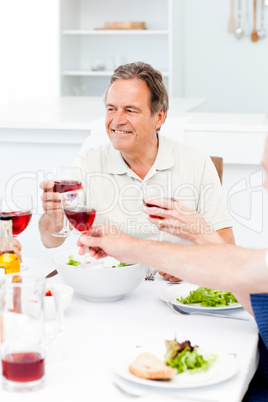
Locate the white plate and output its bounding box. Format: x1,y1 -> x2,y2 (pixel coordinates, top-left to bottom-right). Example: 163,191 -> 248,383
113,345 -> 238,389
160,283 -> 241,311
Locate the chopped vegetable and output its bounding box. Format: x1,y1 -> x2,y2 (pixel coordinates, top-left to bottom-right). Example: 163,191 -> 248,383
165,338 -> 216,374
178,287 -> 237,307
112,262 -> 129,268
67,255 -> 82,266
45,290 -> 53,297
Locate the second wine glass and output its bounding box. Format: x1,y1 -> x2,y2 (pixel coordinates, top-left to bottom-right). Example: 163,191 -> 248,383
61,189 -> 96,264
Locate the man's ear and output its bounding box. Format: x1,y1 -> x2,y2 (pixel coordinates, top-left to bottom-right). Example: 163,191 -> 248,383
155,110 -> 166,130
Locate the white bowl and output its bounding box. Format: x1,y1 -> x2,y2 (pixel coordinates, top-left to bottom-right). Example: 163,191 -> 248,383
54,250 -> 146,302
44,283 -> 74,320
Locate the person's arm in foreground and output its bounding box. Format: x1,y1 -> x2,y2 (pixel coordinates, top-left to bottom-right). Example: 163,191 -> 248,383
38,181 -> 67,248
77,224 -> 268,299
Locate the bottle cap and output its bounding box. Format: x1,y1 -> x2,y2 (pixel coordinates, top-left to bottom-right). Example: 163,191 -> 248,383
0,215 -> 12,221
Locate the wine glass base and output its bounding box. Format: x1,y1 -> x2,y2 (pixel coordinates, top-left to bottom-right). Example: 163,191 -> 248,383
52,232 -> 71,238
20,263 -> 29,271
2,376 -> 45,392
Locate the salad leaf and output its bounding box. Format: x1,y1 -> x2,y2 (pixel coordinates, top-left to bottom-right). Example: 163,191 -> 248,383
112,262 -> 129,268
67,255 -> 82,266
165,338 -> 216,374
178,287 -> 237,307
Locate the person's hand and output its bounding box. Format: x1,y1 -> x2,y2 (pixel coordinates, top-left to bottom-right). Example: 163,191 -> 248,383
77,224 -> 137,264
158,271 -> 181,282
143,198 -> 222,245
40,181 -> 64,226
4,237 -> 22,262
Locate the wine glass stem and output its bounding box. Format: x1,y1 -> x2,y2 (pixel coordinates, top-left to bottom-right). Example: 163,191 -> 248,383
62,215 -> 68,232
158,230 -> 163,242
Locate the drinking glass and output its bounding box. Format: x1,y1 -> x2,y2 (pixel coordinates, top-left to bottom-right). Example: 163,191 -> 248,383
0,274 -> 63,392
0,194 -> 33,271
61,189 -> 96,264
51,166 -> 82,238
143,183 -> 172,242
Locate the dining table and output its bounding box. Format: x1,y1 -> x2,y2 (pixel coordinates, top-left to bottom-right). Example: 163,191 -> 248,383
0,257 -> 259,402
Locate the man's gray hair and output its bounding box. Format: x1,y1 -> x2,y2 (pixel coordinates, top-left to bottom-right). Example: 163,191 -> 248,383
104,62 -> 169,118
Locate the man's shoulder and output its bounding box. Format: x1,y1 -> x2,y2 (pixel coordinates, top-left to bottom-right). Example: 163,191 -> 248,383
75,142 -> 114,172
161,135 -> 208,160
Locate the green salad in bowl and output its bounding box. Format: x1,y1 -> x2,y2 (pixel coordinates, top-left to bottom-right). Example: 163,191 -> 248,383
54,249 -> 146,302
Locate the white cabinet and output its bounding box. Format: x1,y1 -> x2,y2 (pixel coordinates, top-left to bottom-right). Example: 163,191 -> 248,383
59,0 -> 183,97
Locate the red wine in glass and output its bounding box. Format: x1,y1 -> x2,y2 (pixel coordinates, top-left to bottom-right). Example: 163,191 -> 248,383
0,211 -> 32,235
63,207 -> 96,232
53,180 -> 82,193
2,352 -> 45,383
143,200 -> 166,219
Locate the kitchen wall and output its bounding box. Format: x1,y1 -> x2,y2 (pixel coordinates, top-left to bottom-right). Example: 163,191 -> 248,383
0,0 -> 59,105
0,0 -> 267,113
0,1 -> 267,258
183,0 -> 268,113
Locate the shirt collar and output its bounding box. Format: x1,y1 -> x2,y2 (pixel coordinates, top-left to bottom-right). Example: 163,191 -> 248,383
107,134 -> 175,175
153,134 -> 175,171
107,144 -> 129,174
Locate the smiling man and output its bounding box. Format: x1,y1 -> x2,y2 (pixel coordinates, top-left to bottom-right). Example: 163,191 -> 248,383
39,62 -> 234,256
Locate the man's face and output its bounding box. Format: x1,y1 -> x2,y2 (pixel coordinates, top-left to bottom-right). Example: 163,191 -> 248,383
262,135 -> 268,191
105,78 -> 165,155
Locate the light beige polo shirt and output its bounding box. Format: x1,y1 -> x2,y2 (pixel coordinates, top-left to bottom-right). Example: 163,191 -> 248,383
74,135 -> 232,244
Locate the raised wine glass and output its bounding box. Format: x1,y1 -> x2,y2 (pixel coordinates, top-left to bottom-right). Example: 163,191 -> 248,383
61,189 -> 96,264
51,166 -> 82,238
143,183 -> 173,242
0,193 -> 33,271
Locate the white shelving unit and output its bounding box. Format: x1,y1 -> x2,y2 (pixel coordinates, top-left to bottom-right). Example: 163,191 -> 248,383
59,0 -> 183,97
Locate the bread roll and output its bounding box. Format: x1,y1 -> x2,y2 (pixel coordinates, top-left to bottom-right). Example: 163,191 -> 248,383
129,352 -> 177,380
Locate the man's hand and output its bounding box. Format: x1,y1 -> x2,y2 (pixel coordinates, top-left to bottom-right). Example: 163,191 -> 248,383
77,224 -> 137,264
39,181 -> 67,248
143,198 -> 224,282
143,198 -> 223,245
40,181 -> 63,221
158,271 -> 181,282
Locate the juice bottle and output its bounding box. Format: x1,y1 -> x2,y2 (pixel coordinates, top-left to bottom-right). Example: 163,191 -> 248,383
0,216 -> 20,276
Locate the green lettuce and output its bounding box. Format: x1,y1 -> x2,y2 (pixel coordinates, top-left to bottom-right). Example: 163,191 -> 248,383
67,255 -> 82,266
178,287 -> 237,307
165,338 -> 216,374
112,262 -> 129,268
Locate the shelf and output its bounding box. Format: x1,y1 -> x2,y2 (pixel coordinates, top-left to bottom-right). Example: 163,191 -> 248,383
62,30 -> 169,35
62,70 -> 169,77
59,0 -> 182,96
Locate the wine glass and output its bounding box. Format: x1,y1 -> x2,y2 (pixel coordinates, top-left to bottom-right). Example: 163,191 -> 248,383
51,166 -> 82,237
0,193 -> 33,271
61,189 -> 96,264
143,183 -> 172,242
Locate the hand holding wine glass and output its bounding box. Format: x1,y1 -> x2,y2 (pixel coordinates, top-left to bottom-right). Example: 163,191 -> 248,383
61,189 -> 96,264
0,193 -> 33,271
142,183 -> 172,241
